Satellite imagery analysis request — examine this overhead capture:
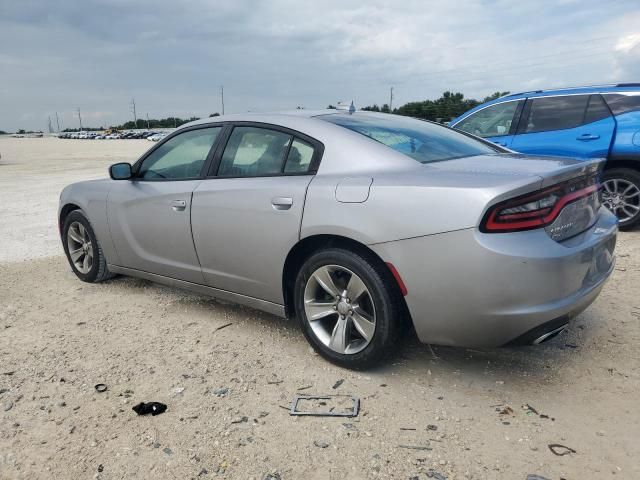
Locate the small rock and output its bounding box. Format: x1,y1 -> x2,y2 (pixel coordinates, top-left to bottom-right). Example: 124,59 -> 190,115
526,475 -> 550,480
173,387 -> 185,395
162,447 -> 173,455
153,442 -> 161,449
427,424 -> 438,431
263,474 -> 281,480
0,388 -> 8,395
212,387 -> 229,397
97,465 -> 104,473
231,416 -> 248,424
313,440 -> 330,448
3,401 -> 13,412
198,468 -> 208,476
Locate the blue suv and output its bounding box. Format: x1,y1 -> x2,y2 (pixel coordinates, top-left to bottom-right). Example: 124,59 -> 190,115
450,84 -> 640,229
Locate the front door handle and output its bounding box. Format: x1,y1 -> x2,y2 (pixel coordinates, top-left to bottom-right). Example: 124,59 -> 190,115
171,199 -> 187,211
577,133 -> 600,141
271,196 -> 293,210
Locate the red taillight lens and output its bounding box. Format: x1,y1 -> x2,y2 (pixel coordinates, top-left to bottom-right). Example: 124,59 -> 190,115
481,177 -> 600,233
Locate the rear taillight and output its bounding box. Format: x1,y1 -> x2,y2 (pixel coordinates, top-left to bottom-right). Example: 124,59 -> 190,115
481,176 -> 600,233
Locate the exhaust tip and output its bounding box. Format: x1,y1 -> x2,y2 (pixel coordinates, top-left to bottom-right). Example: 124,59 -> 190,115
531,324 -> 568,345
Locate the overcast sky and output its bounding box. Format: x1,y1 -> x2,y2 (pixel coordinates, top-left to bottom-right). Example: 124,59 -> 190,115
1,0 -> 639,131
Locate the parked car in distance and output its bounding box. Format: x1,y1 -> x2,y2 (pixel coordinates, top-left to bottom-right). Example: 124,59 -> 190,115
59,111 -> 617,368
450,84 -> 640,229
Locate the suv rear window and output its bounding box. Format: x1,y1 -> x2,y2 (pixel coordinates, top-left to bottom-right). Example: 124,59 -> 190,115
603,93 -> 640,115
319,113 -> 499,163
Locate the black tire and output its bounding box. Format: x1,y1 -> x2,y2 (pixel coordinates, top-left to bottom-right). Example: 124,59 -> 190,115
602,168 -> 640,230
293,248 -> 403,369
62,210 -> 114,283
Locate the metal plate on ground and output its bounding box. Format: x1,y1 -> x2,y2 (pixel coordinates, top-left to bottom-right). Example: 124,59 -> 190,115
290,395 -> 360,417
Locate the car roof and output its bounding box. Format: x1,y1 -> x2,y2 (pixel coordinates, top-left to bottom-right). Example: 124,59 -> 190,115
451,83 -> 640,125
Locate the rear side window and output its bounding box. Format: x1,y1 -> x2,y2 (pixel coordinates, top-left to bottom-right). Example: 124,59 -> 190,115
284,139 -> 314,173
603,94 -> 640,115
584,94 -> 612,124
218,127 -> 292,177
519,95 -> 589,134
455,101 -> 521,138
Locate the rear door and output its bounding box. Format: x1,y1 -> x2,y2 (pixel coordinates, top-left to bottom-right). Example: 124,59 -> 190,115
191,124 -> 323,304
510,94 -> 615,159
107,126 -> 222,283
452,100 -> 524,148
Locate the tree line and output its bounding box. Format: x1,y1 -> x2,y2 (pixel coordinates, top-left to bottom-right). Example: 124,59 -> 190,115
338,91 -> 509,122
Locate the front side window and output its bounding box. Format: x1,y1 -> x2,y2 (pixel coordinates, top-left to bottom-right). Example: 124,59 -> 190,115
321,113 -> 499,164
138,127 -> 221,180
455,101 -> 520,138
519,95 -> 589,134
218,127 -> 293,176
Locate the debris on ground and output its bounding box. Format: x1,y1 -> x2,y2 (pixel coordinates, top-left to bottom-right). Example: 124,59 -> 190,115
213,322 -> 233,332
398,444 -> 432,451
230,416 -> 248,424
548,443 -> 576,456
290,395 -> 359,417
313,440 -> 330,448
94,384 -> 107,393
132,402 -> 168,416
263,472 -> 282,480
526,475 -> 550,480
427,424 -> 438,431
332,379 -> 344,389
212,387 -> 229,397
498,405 -> 514,415
425,469 -> 447,479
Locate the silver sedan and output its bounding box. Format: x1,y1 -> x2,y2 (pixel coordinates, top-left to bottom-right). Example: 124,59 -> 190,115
59,111 -> 617,368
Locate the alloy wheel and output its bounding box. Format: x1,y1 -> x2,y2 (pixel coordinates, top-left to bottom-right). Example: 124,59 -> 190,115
602,178 -> 640,223
303,265 -> 376,355
67,221 -> 94,274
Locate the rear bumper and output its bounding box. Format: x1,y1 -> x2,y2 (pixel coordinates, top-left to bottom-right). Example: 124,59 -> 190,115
370,209 -> 617,348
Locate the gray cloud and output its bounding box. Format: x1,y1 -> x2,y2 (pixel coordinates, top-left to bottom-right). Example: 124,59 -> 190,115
1,0 -> 639,131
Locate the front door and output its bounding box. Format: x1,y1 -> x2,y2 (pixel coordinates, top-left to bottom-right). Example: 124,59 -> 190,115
107,126 -> 222,283
191,125 -> 321,303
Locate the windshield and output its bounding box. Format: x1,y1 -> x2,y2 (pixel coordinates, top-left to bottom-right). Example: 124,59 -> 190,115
320,113 -> 500,163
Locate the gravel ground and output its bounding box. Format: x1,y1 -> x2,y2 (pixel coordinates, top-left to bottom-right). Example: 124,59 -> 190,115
1,137 -> 639,480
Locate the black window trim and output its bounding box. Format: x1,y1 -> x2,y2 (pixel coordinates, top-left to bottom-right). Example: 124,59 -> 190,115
130,123 -> 226,182
205,121 -> 325,179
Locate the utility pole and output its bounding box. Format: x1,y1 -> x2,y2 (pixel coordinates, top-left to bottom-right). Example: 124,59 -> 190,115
55,112 -> 60,132
130,98 -> 137,129
389,87 -> 394,111
146,113 -> 150,129
220,85 -> 225,115
77,108 -> 83,131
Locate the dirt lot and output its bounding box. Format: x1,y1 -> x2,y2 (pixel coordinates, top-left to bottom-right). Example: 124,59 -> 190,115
1,137 -> 639,480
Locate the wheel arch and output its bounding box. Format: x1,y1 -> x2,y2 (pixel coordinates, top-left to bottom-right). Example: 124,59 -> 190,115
281,234 -> 410,322
603,158 -> 640,172
59,203 -> 82,234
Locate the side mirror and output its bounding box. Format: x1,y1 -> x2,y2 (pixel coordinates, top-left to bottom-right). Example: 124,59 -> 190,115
109,162 -> 133,180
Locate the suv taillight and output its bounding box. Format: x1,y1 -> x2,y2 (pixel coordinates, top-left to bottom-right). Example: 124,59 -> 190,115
481,176 -> 600,233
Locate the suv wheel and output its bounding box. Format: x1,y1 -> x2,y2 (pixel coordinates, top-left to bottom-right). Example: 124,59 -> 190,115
293,248 -> 403,369
602,168 -> 640,230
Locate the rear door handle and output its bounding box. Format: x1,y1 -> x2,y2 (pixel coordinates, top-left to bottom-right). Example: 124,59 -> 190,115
271,196 -> 293,210
171,199 -> 187,211
577,133 -> 600,141
493,140 -> 507,147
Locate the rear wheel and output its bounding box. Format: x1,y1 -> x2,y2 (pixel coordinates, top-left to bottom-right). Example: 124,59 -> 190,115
293,248 -> 402,369
602,168 -> 640,230
62,210 -> 114,283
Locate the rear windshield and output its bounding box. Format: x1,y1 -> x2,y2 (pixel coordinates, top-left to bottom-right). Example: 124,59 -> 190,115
319,113 -> 499,163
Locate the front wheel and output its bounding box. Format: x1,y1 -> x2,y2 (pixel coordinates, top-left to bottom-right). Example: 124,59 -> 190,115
293,248 -> 403,369
62,210 -> 114,283
602,168 -> 640,230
